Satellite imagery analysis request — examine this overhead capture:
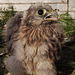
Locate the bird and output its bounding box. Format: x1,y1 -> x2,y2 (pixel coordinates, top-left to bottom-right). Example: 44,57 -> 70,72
5,4 -> 63,75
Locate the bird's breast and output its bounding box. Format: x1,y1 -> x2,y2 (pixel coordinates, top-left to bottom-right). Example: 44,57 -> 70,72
24,43 -> 49,74
19,24 -> 62,74
20,25 -> 55,47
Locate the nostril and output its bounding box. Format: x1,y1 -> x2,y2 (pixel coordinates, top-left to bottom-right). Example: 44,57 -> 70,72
55,9 -> 59,11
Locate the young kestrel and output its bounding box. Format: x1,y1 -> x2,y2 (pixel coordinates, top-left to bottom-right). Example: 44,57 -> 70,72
5,4 -> 63,75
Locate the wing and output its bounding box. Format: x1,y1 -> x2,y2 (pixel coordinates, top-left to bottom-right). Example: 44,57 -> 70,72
6,14 -> 23,55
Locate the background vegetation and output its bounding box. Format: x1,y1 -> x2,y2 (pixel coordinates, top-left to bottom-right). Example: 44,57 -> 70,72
0,6 -> 16,75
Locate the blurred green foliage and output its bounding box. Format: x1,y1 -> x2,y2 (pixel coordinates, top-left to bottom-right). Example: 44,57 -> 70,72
72,69 -> 75,75
58,13 -> 75,75
59,13 -> 75,37
0,5 -> 16,47
0,5 -> 16,75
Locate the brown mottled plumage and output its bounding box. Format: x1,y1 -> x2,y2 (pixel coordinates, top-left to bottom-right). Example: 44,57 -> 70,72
5,4 -> 63,75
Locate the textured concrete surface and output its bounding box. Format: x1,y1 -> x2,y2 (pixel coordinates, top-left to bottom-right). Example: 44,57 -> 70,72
0,0 -> 75,19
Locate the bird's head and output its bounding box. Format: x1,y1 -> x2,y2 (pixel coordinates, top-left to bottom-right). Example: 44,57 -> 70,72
23,4 -> 59,27
20,4 -> 63,45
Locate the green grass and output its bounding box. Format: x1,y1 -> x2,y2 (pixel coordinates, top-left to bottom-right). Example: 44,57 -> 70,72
59,13 -> 75,37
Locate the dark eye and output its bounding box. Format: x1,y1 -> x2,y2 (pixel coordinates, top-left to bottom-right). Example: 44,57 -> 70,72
38,9 -> 43,15
36,9 -> 47,16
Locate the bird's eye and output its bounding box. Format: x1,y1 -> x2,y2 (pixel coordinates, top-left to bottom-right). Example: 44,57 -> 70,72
36,9 -> 47,16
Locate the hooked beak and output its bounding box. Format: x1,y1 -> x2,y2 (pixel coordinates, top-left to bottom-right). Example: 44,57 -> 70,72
44,13 -> 60,21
